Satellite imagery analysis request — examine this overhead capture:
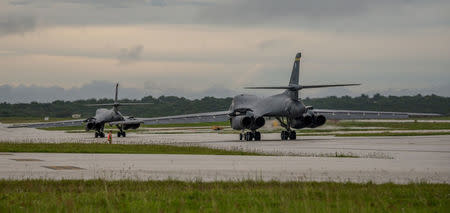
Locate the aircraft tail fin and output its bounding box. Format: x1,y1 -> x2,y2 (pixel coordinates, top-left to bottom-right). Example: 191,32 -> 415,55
244,52 -> 360,99
289,52 -> 301,86
114,82 -> 119,103
85,83 -> 152,109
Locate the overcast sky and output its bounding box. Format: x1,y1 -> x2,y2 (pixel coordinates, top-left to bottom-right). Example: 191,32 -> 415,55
1,0 -> 449,102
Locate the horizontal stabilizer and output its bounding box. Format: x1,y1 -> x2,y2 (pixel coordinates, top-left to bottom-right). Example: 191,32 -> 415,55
244,86 -> 292,89
85,104 -> 116,107
300,84 -> 360,89
244,84 -> 360,91
85,103 -> 152,107
116,103 -> 153,106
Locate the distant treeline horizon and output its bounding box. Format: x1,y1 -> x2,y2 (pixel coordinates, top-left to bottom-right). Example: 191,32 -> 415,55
0,94 -> 449,118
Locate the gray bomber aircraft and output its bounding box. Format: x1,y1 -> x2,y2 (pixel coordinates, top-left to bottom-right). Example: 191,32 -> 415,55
10,52 -> 439,140
10,83 -> 146,138
139,52 -> 440,141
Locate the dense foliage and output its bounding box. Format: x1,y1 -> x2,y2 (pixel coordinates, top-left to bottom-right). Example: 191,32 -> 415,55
0,94 -> 448,118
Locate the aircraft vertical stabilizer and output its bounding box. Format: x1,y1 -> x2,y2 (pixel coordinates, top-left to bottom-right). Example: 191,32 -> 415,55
289,52 -> 301,86
244,52 -> 359,100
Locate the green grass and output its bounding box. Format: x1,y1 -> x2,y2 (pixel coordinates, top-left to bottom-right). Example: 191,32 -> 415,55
0,143 -> 266,156
336,132 -> 450,137
409,116 -> 450,120
0,180 -> 448,212
336,121 -> 450,130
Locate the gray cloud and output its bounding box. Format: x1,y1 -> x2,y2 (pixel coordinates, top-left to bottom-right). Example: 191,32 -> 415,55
117,45 -> 144,64
4,0 -> 448,30
0,15 -> 36,36
196,0 -> 450,30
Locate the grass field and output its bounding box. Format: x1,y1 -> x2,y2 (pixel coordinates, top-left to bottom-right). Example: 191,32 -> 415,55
0,143 -> 266,156
0,180 -> 448,212
0,143 -> 366,158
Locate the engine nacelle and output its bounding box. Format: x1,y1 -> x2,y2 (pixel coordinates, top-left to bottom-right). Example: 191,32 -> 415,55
230,116 -> 265,130
123,123 -> 141,130
86,122 -> 96,130
309,114 -> 326,128
230,116 -> 252,130
85,117 -> 99,131
291,114 -> 313,129
252,117 -> 265,130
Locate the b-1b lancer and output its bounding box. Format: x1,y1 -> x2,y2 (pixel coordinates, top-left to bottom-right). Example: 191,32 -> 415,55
140,52 -> 439,141
10,83 -> 147,138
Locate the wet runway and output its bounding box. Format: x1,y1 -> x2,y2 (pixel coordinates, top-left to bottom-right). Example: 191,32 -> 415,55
0,124 -> 449,183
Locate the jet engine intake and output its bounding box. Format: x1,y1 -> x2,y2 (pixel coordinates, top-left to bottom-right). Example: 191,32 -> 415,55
253,117 -> 266,129
291,114 -> 313,129
86,122 -> 95,130
230,115 -> 253,130
85,118 -> 97,131
309,114 -> 326,128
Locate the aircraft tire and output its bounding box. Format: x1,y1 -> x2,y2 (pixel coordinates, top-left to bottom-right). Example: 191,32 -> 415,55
281,131 -> 288,140
239,133 -> 243,141
254,132 -> 261,141
122,132 -> 126,137
289,131 -> 296,140
100,132 -> 105,138
95,132 -> 98,138
117,132 -> 121,137
245,132 -> 254,141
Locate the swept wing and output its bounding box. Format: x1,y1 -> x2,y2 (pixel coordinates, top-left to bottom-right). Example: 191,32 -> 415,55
312,109 -> 440,119
138,111 -> 230,125
7,119 -> 85,128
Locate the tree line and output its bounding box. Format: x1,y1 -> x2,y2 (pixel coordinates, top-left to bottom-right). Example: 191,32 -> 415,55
0,94 -> 448,118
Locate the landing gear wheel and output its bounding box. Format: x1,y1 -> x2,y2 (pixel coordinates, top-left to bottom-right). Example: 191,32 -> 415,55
99,132 -> 105,138
117,132 -> 121,137
289,131 -> 296,140
281,131 -> 289,140
95,132 -> 99,138
122,132 -> 126,137
254,132 -> 261,141
239,133 -> 243,141
245,132 -> 254,141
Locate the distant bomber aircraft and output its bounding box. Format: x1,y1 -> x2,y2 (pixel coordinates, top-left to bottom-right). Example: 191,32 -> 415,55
139,52 -> 439,141
10,83 -> 147,138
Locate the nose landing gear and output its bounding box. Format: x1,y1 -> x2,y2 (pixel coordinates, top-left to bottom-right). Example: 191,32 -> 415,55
239,131 -> 261,141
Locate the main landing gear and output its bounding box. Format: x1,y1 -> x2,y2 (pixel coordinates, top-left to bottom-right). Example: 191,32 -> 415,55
95,132 -> 105,138
280,130 -> 296,140
276,117 -> 297,141
116,124 -> 126,137
117,131 -> 126,137
239,131 -> 261,141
